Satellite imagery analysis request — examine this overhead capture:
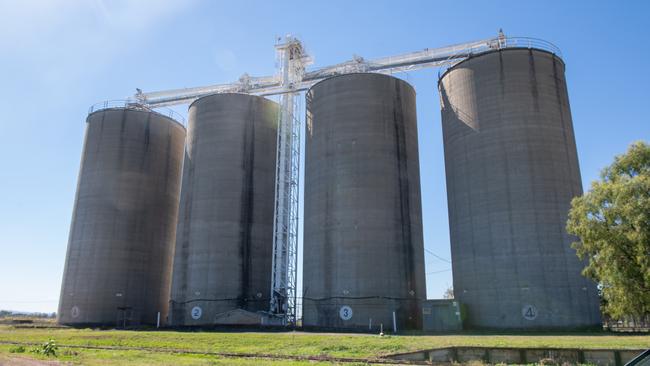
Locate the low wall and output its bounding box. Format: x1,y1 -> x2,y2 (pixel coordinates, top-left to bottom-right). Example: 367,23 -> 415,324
386,346 -> 646,365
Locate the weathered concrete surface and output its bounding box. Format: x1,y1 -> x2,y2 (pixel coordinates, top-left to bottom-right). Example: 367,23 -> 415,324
387,347 -> 647,366
488,348 -> 523,364
303,73 -> 426,331
439,48 -> 601,329
525,349 -> 580,364
58,108 -> 185,326
169,93 -> 278,326
584,350 -> 617,366
213,308 -> 265,325
456,348 -> 489,363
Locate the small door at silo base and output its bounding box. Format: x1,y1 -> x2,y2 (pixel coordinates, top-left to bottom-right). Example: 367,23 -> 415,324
422,300 -> 464,332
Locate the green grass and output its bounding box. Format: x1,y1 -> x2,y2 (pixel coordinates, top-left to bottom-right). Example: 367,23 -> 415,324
0,325 -> 648,365
0,344 -> 346,365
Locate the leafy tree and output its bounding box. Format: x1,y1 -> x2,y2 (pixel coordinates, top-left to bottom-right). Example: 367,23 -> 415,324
567,141 -> 650,319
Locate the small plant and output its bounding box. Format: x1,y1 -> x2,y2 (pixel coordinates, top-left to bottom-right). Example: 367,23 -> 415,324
8,345 -> 25,353
31,339 -> 58,357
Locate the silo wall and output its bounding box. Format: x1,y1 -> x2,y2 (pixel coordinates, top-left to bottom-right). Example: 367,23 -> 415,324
439,48 -> 601,329
170,93 -> 278,326
303,73 -> 426,331
58,108 -> 185,326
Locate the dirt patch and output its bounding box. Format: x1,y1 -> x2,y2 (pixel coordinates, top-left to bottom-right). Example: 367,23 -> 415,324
0,355 -> 65,365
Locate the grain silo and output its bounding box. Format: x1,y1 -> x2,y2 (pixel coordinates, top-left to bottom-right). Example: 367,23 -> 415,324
58,106 -> 185,326
439,48 -> 601,329
169,93 -> 279,326
303,73 -> 426,331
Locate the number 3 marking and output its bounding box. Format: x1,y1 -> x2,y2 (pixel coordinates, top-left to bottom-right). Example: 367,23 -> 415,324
339,305 -> 353,320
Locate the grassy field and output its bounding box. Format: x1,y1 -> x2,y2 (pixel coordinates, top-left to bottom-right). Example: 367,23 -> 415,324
0,324 -> 648,365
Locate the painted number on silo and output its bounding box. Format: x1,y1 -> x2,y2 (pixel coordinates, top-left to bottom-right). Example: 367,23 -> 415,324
191,306 -> 202,320
522,304 -> 537,320
339,306 -> 353,320
71,306 -> 80,318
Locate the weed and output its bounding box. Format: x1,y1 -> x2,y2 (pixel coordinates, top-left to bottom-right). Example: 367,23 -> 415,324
8,345 -> 25,353
31,339 -> 58,357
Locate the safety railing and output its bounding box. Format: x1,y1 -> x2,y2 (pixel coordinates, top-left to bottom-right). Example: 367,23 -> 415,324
497,36 -> 562,57
438,36 -> 563,78
87,99 -> 186,125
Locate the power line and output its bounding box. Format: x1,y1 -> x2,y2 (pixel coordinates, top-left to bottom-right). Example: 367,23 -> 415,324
424,248 -> 451,263
426,268 -> 451,275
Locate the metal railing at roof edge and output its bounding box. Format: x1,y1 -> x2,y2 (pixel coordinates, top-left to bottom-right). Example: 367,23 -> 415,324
87,99 -> 186,125
498,36 -> 562,57
437,36 -> 563,78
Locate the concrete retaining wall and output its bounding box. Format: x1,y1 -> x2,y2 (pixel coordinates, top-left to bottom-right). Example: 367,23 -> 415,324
386,346 -> 645,365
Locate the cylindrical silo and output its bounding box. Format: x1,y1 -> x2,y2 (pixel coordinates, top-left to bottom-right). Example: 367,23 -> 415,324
169,93 -> 278,326
439,48 -> 601,329
303,73 -> 426,331
58,106 -> 186,326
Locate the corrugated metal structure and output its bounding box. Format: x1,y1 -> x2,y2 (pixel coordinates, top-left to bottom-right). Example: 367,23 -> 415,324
58,107 -> 185,326
439,48 -> 601,329
303,73 -> 426,331
421,299 -> 463,332
169,93 -> 279,326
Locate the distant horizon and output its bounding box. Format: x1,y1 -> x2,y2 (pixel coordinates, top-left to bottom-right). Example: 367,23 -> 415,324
0,309 -> 56,315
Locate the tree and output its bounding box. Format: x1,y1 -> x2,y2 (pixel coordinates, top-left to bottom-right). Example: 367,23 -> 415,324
443,286 -> 454,299
567,141 -> 650,319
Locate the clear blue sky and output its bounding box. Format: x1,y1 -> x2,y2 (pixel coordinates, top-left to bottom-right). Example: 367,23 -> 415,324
1,0 -> 648,313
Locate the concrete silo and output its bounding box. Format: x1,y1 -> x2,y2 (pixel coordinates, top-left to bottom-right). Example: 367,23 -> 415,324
439,48 -> 601,329
303,73 -> 426,331
58,106 -> 185,326
170,93 -> 278,326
